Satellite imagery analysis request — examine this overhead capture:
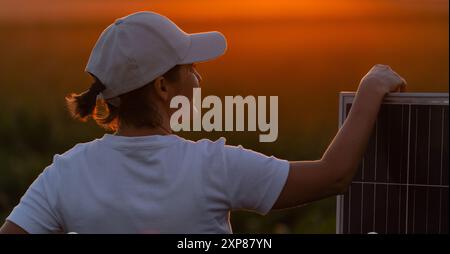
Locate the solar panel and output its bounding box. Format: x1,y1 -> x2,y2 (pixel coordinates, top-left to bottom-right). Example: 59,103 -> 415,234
336,92 -> 449,234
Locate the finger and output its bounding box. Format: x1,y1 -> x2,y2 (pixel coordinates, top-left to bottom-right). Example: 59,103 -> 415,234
371,64 -> 388,72
399,82 -> 407,92
400,76 -> 407,86
389,69 -> 406,83
375,64 -> 389,69
389,69 -> 407,88
398,77 -> 407,92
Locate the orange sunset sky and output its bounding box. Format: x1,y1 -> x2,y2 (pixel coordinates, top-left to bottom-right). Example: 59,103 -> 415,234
0,0 -> 448,23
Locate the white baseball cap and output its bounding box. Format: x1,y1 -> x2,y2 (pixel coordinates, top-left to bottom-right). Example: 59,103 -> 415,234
85,11 -> 227,100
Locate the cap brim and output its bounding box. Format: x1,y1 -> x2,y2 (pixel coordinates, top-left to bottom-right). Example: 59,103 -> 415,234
179,31 -> 227,64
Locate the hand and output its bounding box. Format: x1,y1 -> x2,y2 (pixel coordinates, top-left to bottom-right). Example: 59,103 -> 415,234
358,64 -> 407,96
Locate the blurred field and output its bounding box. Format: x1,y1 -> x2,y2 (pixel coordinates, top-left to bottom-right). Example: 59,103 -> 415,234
0,1 -> 448,233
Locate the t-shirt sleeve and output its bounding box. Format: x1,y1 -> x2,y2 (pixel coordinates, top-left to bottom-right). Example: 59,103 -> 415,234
222,144 -> 290,215
6,156 -> 63,234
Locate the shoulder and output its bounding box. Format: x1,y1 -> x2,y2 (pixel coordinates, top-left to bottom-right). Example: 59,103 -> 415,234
175,136 -> 227,154
53,140 -> 94,163
192,137 -> 227,152
45,139 -> 97,176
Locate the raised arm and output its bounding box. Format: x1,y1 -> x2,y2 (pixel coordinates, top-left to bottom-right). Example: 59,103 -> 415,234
273,64 -> 406,209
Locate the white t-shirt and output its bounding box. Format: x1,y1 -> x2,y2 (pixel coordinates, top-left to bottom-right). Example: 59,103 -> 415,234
6,134 -> 289,234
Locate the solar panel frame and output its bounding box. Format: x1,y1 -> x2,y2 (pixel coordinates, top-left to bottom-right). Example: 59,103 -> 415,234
336,92 -> 449,234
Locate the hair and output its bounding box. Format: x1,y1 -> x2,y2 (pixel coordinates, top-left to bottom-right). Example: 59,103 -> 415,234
65,65 -> 182,132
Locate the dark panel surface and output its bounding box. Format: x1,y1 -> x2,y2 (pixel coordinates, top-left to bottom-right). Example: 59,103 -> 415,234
340,100 -> 448,234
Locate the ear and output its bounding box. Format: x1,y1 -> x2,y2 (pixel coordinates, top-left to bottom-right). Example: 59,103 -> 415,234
153,76 -> 170,102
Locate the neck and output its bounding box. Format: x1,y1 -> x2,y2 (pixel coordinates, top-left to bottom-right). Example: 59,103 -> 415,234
115,120 -> 172,137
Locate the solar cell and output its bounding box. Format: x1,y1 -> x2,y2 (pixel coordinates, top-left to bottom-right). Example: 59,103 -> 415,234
336,92 -> 449,234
